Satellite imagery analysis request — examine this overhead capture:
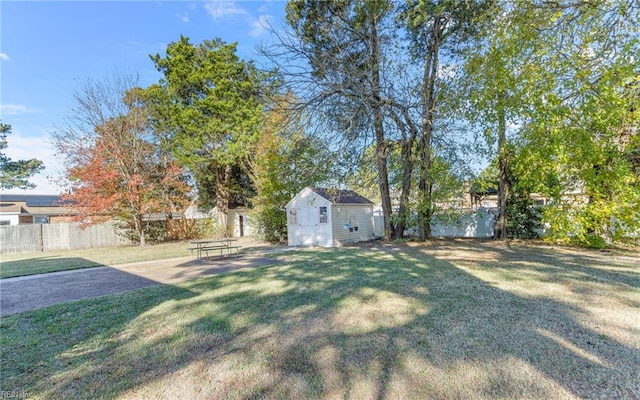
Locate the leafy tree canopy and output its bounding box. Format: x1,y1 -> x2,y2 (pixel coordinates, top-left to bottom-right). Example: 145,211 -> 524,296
142,36 -> 275,220
52,76 -> 190,246
0,121 -> 44,190
250,93 -> 337,242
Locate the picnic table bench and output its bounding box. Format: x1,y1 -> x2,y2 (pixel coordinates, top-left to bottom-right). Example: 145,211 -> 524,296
189,238 -> 240,260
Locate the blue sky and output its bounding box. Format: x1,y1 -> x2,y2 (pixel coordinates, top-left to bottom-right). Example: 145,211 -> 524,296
1,1 -> 287,194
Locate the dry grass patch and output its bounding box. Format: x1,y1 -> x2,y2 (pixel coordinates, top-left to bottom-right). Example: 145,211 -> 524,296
0,241 -> 194,278
1,241 -> 638,399
332,288 -> 428,334
0,237 -> 280,278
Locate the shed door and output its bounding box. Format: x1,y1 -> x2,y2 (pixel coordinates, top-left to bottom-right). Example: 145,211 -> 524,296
298,206 -> 318,226
297,206 -> 318,245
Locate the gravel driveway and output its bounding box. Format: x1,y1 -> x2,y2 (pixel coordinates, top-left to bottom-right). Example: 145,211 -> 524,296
0,255 -> 278,316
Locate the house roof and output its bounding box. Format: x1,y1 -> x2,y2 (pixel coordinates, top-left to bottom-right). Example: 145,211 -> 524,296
0,194 -> 71,207
0,195 -> 77,216
469,185 -> 498,196
309,188 -> 374,205
0,202 -> 27,214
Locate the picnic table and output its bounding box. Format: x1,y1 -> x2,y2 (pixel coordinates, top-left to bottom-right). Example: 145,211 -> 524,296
189,238 -> 240,260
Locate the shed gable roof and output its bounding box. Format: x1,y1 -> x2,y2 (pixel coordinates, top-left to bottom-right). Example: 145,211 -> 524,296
309,188 -> 374,205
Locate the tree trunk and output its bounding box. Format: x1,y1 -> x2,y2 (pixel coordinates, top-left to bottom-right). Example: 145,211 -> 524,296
215,164 -> 232,236
395,141 -> 415,239
417,162 -> 433,241
136,215 -> 146,246
388,106 -> 418,240
494,104 -> 509,241
370,10 -> 394,240
417,16 -> 443,241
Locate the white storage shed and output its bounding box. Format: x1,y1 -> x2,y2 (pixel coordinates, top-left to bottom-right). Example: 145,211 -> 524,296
285,187 -> 376,247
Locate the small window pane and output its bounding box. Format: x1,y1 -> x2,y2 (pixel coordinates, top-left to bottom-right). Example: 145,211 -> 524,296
289,209 -> 297,225
319,206 -> 328,223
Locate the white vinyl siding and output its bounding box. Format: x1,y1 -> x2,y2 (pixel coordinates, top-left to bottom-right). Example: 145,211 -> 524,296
331,205 -> 375,245
286,188 -> 332,246
286,187 -> 375,247
227,209 -> 253,237
0,214 -> 19,226
298,206 -> 320,226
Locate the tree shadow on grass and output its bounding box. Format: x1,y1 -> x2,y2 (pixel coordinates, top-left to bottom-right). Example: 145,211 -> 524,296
2,243 -> 639,399
450,240 -> 640,307
0,281 -> 198,398
183,244 -> 639,399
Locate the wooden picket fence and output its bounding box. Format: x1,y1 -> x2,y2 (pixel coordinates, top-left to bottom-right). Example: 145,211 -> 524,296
0,221 -> 132,255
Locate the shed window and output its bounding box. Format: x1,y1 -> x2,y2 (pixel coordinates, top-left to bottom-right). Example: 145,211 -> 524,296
319,206 -> 328,223
289,209 -> 297,225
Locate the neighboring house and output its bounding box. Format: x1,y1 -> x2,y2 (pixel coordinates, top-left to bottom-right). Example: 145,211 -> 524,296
228,207 -> 252,237
0,195 -> 76,225
469,186 -> 550,208
469,186 -> 499,209
0,202 -> 22,225
183,203 -> 253,237
286,187 -> 376,247
1,194 -> 255,237
469,185 -> 588,209
183,203 -> 216,220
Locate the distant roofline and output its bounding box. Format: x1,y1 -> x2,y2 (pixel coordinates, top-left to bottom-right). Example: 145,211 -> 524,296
0,194 -> 61,197
0,194 -> 73,207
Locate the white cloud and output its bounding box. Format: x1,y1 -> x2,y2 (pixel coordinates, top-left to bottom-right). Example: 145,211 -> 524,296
0,129 -> 65,195
0,52 -> 10,61
0,170 -> 63,195
177,11 -> 189,23
0,104 -> 38,116
250,15 -> 273,37
204,1 -> 248,20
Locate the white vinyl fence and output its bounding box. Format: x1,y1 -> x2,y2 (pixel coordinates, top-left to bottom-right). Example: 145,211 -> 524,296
0,221 -> 132,255
431,209 -> 496,238
373,208 -> 497,238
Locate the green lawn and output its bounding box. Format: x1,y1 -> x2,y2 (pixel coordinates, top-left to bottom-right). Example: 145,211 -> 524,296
0,241 -> 196,279
1,241 -> 638,399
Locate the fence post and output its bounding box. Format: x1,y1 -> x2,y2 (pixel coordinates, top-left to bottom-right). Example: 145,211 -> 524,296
39,223 -> 44,252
